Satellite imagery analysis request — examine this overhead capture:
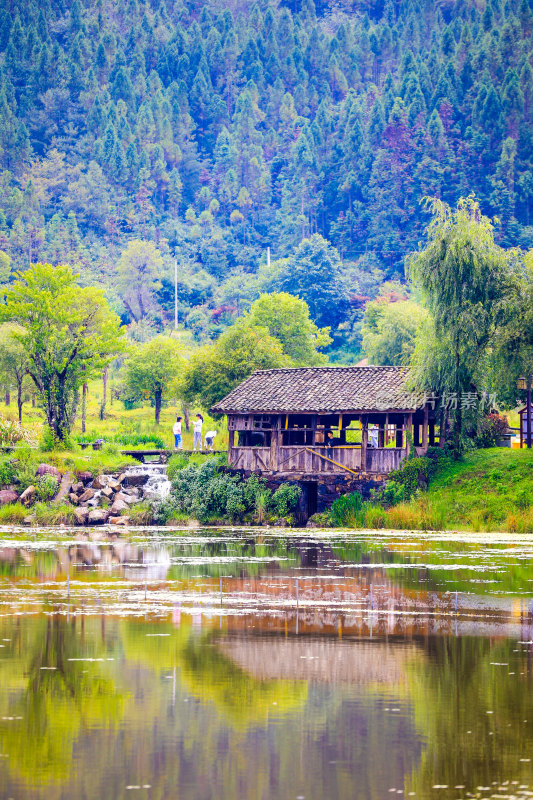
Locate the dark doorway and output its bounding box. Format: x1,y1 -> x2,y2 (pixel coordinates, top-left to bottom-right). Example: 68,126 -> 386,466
301,481 -> 318,521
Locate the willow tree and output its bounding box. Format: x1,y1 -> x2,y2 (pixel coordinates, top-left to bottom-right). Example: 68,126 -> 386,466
409,197 -> 512,454
1,263 -> 124,441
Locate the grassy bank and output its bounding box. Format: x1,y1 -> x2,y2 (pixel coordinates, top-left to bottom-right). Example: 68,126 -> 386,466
327,448 -> 533,533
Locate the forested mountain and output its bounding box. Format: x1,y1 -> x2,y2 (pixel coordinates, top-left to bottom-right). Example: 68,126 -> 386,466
1,0 -> 532,352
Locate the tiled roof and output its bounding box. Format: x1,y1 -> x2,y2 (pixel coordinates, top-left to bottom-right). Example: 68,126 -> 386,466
211,366 -> 420,414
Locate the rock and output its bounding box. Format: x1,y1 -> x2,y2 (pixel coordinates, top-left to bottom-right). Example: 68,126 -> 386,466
73,507 -> 89,525
110,498 -> 129,516
78,488 -> 95,504
88,508 -> 109,525
24,515 -> 35,525
108,479 -> 122,492
117,473 -> 127,485
68,493 -> 79,505
53,473 -> 73,505
0,489 -> 18,506
109,516 -> 129,526
101,486 -> 114,499
92,475 -> 108,490
123,473 -> 149,487
76,471 -> 93,485
72,482 -> 84,495
115,491 -> 135,505
122,487 -> 140,498
19,485 -> 36,506
36,463 -> 61,480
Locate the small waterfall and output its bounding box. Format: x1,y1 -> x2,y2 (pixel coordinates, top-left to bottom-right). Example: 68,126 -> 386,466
122,463 -> 172,502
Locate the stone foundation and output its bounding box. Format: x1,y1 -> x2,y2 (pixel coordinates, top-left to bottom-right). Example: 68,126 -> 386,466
224,468 -> 387,520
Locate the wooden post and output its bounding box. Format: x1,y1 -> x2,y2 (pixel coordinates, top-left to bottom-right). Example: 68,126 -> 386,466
422,404 -> 429,451
406,414 -> 412,456
270,418 -> 280,471
361,416 -> 368,472
429,420 -> 435,446
395,421 -> 403,448
228,428 -> 235,466
378,415 -> 385,447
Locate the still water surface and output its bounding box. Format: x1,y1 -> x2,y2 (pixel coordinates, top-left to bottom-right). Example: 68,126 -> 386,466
1,527 -> 533,799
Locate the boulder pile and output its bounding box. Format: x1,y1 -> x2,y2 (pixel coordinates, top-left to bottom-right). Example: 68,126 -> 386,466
1,464 -> 150,526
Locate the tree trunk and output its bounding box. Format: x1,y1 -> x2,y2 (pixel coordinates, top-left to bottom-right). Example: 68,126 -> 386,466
155,389 -> 162,424
17,379 -> 23,423
453,344 -> 461,458
32,394 -> 35,408
100,368 -> 108,420
181,401 -> 190,432
82,383 -> 88,434
5,387 -> 10,406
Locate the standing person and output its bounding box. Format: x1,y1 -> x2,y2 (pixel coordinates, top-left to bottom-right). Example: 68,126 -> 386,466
204,429 -> 217,451
193,413 -> 203,451
173,416 -> 182,450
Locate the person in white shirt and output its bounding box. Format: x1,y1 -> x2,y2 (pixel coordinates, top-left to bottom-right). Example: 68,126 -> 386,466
204,430 -> 217,450
193,414 -> 203,451
172,416 -> 182,450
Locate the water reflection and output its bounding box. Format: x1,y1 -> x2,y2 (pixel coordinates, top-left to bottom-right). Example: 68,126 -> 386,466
2,531 -> 533,798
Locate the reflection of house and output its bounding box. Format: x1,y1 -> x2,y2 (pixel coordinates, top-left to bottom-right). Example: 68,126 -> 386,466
212,366 -> 438,517
218,635 -> 416,685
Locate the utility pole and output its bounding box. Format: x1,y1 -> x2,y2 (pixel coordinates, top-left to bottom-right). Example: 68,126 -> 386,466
526,373 -> 531,449
174,258 -> 178,330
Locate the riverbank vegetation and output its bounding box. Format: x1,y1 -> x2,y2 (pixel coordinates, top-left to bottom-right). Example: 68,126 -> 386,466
323,448 -> 533,533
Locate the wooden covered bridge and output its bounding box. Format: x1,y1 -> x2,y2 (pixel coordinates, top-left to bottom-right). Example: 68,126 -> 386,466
212,366 -> 438,482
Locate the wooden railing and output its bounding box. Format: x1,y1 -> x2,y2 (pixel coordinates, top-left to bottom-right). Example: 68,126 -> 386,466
230,445 -> 407,474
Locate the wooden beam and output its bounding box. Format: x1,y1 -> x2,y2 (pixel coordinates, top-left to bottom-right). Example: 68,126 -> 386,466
422,404 -> 429,451
361,416 -> 368,471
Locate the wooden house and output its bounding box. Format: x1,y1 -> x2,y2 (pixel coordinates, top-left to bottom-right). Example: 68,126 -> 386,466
211,366 -> 437,480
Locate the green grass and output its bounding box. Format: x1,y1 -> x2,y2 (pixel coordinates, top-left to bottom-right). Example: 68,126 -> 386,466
0,376 -> 228,452
343,448 -> 533,533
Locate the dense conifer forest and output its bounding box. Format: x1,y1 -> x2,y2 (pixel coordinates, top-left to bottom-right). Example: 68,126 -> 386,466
1,0 -> 532,351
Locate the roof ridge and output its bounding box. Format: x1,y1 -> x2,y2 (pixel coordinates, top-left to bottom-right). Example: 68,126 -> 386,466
251,365 -> 408,374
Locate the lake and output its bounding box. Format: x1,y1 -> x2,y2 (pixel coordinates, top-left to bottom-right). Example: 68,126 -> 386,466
1,527 -> 533,800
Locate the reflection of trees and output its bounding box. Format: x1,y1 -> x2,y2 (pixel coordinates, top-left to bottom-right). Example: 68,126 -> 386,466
0,616 -> 126,785
406,636 -> 533,795
120,620 -> 307,726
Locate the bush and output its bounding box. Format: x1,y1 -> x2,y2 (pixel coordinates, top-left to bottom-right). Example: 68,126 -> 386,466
0,456 -> 17,487
476,413 -> 509,448
167,452 -> 190,481
168,456 -> 272,524
0,502 -> 28,524
330,492 -> 363,527
35,473 -> 60,501
0,418 -> 37,446
271,484 -> 301,517
126,502 -> 154,525
32,502 -> 77,525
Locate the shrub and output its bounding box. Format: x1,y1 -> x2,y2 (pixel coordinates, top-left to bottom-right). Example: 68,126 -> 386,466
0,456 -> 17,487
32,502 -> 77,525
330,492 -> 363,527
271,484 -> 301,517
476,413 -> 509,448
167,452 -> 190,481
363,505 -> 387,529
0,502 -> 28,524
0,418 -> 37,447
35,473 -> 60,502
126,502 -> 154,525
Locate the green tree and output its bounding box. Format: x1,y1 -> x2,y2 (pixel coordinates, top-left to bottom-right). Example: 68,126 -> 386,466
0,323 -> 30,422
409,197 -> 512,454
361,299 -> 428,366
124,335 -> 182,423
246,292 -> 331,365
279,235 -> 346,328
182,321 -> 288,410
0,263 -> 124,441
116,239 -> 164,322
